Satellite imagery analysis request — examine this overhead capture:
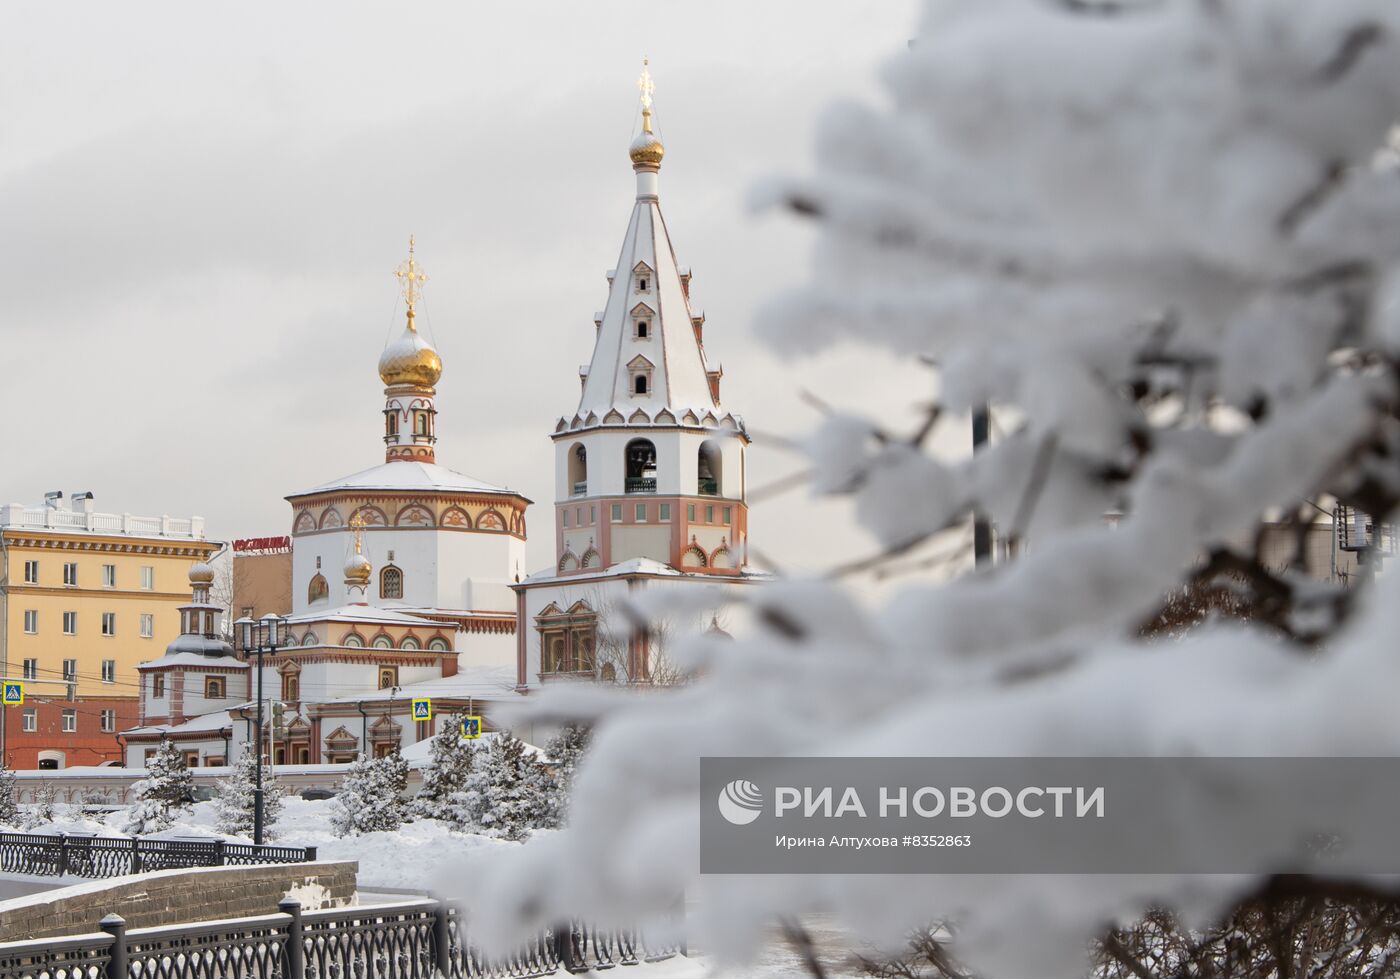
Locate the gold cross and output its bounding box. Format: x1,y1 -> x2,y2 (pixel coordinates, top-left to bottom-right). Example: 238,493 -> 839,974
349,512 -> 367,554
638,58 -> 654,112
394,236 -> 428,313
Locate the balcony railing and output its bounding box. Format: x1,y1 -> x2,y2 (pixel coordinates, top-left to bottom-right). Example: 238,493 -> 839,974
697,478 -> 719,496
571,481 -> 587,496
625,477 -> 657,494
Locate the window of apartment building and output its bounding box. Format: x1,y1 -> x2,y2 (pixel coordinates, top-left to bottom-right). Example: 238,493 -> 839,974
22,659 -> 37,680
23,560 -> 38,583
611,503 -> 623,522
636,503 -> 647,521
152,674 -> 165,698
63,611 -> 76,635
205,676 -> 225,698
141,566 -> 154,590
62,709 -> 76,733
101,709 -> 115,733
102,659 -> 116,683
62,659 -> 77,682
22,709 -> 36,733
102,564 -> 116,587
102,612 -> 116,636
23,610 -> 37,634
63,562 -> 77,586
140,614 -> 154,638
660,503 -> 671,521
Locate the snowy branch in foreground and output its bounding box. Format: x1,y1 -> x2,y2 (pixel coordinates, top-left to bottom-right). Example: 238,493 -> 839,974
442,3 -> 1400,976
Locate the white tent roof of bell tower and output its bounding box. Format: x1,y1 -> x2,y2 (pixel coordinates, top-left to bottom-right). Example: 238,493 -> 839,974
576,197 -> 717,419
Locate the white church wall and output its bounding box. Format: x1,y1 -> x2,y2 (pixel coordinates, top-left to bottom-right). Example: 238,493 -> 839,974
611,525 -> 672,564
458,629 -> 515,669
436,532 -> 525,612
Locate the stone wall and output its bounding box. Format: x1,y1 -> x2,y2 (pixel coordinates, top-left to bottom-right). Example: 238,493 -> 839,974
0,860 -> 357,941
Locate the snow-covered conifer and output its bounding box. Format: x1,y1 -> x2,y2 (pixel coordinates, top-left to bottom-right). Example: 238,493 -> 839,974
331,751 -> 409,836
450,731 -> 548,840
0,769 -> 19,827
125,740 -> 194,835
413,712 -> 477,822
540,724 -> 590,828
215,743 -> 284,838
26,781 -> 56,828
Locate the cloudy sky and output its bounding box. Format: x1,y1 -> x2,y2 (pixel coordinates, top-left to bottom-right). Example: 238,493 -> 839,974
0,1 -> 952,580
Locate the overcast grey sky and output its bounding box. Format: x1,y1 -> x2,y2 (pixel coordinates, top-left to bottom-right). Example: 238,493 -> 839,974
0,1 -> 949,578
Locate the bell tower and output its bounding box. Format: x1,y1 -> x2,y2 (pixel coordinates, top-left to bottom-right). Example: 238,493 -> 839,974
378,238 -> 441,464
550,62 -> 750,577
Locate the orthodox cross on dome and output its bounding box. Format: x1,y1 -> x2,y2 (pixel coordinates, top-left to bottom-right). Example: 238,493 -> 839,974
349,511 -> 367,553
638,58 -> 655,112
393,236 -> 428,316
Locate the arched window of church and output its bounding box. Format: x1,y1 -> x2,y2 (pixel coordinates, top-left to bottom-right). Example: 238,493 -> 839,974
283,674 -> 299,701
634,374 -> 649,395
400,636 -> 420,651
636,320 -> 650,339
568,443 -> 587,496
343,634 -> 364,648
380,566 -> 403,600
698,440 -> 723,497
385,411 -> 399,437
378,666 -> 398,689
308,574 -> 329,604
301,632 -> 317,647
372,635 -> 393,649
428,637 -> 450,652
414,411 -> 430,436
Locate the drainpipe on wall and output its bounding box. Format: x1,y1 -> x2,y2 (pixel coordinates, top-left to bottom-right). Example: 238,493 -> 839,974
357,700 -> 368,757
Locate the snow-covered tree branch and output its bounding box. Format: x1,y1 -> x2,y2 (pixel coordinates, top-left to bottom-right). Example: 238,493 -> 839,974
446,3 -> 1400,976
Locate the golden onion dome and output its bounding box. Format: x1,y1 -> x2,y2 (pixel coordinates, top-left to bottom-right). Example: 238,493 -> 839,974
378,311 -> 442,388
629,108 -> 665,169
188,562 -> 215,584
344,551 -> 372,586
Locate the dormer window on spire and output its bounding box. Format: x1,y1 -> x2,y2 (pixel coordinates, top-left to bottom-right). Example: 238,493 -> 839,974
627,355 -> 655,398
633,262 -> 653,294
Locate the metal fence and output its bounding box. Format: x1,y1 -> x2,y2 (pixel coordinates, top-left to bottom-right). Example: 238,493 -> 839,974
0,898 -> 683,979
0,831 -> 316,879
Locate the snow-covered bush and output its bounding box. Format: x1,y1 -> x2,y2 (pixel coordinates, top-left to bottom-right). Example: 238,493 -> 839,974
331,751 -> 409,836
25,780 -> 56,828
413,713 -> 477,822
452,3 -> 1400,976
448,732 -> 550,840
0,769 -> 18,827
215,743 -> 284,838
125,740 -> 194,835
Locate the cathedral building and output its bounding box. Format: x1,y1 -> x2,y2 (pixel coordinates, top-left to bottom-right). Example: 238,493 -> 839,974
124,243 -> 530,766
511,64 -> 766,688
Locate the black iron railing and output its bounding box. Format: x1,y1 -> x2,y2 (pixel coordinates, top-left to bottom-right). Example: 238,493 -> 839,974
625,477 -> 657,494
697,478 -> 719,496
0,898 -> 683,979
0,831 -> 316,880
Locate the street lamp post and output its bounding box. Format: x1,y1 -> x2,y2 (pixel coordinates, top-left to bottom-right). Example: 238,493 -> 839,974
235,612 -> 287,846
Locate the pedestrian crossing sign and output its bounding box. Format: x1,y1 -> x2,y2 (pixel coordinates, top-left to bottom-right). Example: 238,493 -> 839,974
412,698 -> 432,721
3,682 -> 23,705
461,716 -> 482,739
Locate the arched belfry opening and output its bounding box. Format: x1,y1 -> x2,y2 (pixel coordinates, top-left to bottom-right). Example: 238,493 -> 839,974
698,440 -> 723,497
569,443 -> 588,496
625,439 -> 657,494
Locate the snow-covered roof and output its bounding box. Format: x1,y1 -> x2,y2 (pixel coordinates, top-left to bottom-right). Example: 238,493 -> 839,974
286,604 -> 443,628
399,729 -> 543,764
288,461 -> 522,500
318,666 -> 519,706
520,557 -> 773,587
124,708 -> 240,738
137,651 -> 248,672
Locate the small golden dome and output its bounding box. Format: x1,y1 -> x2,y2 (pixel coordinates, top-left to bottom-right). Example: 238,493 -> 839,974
378,311 -> 442,388
188,562 -> 215,584
344,551 -> 372,586
629,108 -> 665,169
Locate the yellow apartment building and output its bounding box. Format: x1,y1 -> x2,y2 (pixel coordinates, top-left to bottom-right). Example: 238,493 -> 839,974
0,499 -> 218,768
